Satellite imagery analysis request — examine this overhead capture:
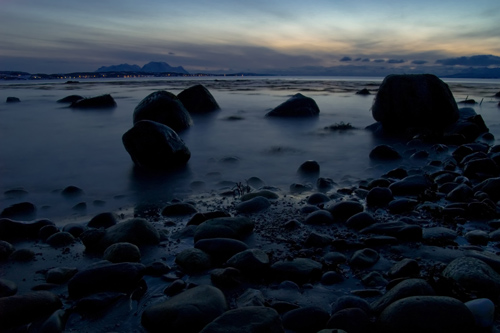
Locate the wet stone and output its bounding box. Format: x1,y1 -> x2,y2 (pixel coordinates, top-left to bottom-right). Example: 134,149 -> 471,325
349,248 -> 380,268
282,306 -> 329,333
175,248 -> 212,273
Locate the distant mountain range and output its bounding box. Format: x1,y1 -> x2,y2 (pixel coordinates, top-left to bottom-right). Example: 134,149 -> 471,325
96,61 -> 189,74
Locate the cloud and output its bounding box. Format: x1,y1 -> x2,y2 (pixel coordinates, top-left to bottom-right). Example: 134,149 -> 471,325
435,54 -> 500,66
340,56 -> 352,62
387,59 -> 405,64
412,60 -> 428,65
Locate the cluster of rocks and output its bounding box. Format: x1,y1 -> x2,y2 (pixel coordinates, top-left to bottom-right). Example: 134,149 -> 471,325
121,84 -> 220,170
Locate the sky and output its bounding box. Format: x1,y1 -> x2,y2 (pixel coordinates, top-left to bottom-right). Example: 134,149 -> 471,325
1,0 -> 500,75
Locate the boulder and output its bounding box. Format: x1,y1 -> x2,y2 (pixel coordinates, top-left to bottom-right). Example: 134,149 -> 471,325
201,306 -> 283,333
378,296 -> 475,333
235,196 -> 271,213
371,74 -> 459,134
282,306 -> 329,333
194,217 -> 254,242
0,202 -> 36,220
271,258 -> 322,284
388,175 -> 434,196
195,238 -> 248,263
141,285 -> 227,333
266,93 -> 320,117
70,94 -> 116,109
0,240 -> 15,260
0,291 -> 62,331
473,177 -> 500,201
0,278 -> 17,297
327,308 -> 372,333
57,95 -> 83,103
122,120 -> 191,170
369,145 -> 402,160
67,262 -> 146,298
177,84 -> 220,113
226,248 -> 270,275
175,248 -> 212,273
6,97 -> 21,103
326,201 -> 364,221
87,212 -> 119,229
98,218 -> 160,251
103,242 -> 141,263
133,90 -> 193,132
0,218 -> 54,240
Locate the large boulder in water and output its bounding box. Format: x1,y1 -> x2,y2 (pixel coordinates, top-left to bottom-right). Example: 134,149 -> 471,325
266,93 -> 320,117
372,74 -> 459,134
122,120 -> 191,170
177,84 -> 220,113
133,90 -> 193,132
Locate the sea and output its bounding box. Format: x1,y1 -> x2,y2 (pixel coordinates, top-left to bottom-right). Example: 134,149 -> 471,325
1,76 -> 499,223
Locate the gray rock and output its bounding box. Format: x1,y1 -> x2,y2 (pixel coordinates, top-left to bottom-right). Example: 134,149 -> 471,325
0,291 -> 62,331
9,248 -> 35,262
327,308 -> 371,333
304,210 -> 334,225
226,249 -> 270,275
266,93 -> 319,117
464,158 -> 498,179
361,271 -> 389,287
46,231 -> 75,247
74,292 -> 125,314
378,296 -> 474,333
235,196 -> 271,213
133,90 -> 193,132
326,201 -> 364,221
305,232 -> 333,248
6,96 -> 21,103
422,227 -> 457,244
67,262 -> 146,298
388,198 -> 419,214
236,288 -> 266,307
103,242 -> 141,263
141,285 -> 227,333
371,278 -> 435,314
57,94 -> 83,103
442,256 -> 500,300
297,160 -> 320,179
349,248 -> 380,268
200,306 -> 283,333
306,193 -> 330,205
99,218 -> 160,250
473,177 -> 500,201
389,175 -> 433,196
369,145 -> 402,160
371,74 -> 459,134
0,240 -> 15,260
176,248 -> 212,273
194,217 -> 254,242
388,258 -> 420,279
282,306 -> 329,333
177,84 -> 220,113
321,271 -> 344,285
464,230 -> 489,245
187,211 -> 231,226
366,187 -> 393,206
161,202 -> 198,216
122,120 -> 191,170
331,295 -> 371,315
195,238 -> 248,263
46,267 -> 78,284
240,190 -> 279,201
465,298 -> 495,328
87,212 -> 119,229
0,278 -> 17,297
271,258 -> 322,284
210,267 -> 241,288
70,94 -> 116,109
445,183 -> 473,202
345,212 -> 376,230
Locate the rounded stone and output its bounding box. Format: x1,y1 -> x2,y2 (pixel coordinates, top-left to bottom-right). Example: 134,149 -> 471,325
103,242 -> 141,263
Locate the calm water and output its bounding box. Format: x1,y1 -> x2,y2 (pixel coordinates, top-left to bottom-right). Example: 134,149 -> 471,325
1,76 -> 499,222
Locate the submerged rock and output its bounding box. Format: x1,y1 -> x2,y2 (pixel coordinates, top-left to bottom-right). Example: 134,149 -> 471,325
57,95 -> 83,103
133,90 -> 193,132
266,93 -> 320,117
70,94 -> 116,109
6,97 -> 21,103
177,84 -> 220,113
371,74 -> 459,134
122,120 -> 191,170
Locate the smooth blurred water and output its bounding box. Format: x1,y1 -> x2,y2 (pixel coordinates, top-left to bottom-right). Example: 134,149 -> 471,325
1,76 -> 499,222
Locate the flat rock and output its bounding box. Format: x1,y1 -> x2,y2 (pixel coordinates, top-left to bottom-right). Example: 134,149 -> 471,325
141,285 -> 227,333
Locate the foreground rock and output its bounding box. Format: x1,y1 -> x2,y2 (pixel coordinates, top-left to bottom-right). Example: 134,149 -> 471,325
122,120 -> 191,170
201,306 -> 284,333
371,74 -> 459,136
70,94 -> 116,109
141,285 -> 227,332
0,291 -> 62,331
378,296 -> 475,333
266,93 -> 319,117
177,84 -> 220,113
194,217 -> 254,242
133,90 -> 193,132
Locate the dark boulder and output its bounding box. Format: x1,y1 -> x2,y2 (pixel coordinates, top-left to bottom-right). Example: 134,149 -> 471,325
133,90 -> 193,132
369,145 -> 402,160
371,74 -> 459,134
122,120 -> 191,170
0,218 -> 55,240
266,93 -> 319,117
70,94 -> 116,109
356,88 -> 370,95
6,97 -> 21,103
177,84 -> 220,113
0,202 -> 36,220
57,95 -> 83,103
444,107 -> 489,143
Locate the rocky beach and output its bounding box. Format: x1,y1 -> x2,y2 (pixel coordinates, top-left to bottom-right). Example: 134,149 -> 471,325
1,74 -> 500,332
